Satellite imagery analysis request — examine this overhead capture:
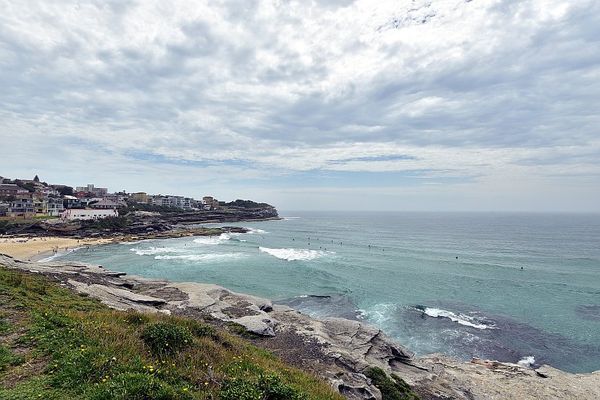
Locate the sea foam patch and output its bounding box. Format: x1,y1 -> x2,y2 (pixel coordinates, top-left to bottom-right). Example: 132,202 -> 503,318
37,247 -> 83,263
415,306 -> 497,330
246,228 -> 268,234
130,246 -> 185,256
193,233 -> 231,245
154,253 -> 244,262
259,247 -> 332,261
517,355 -> 536,368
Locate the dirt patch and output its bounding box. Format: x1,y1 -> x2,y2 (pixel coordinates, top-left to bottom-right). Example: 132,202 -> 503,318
1,356 -> 50,389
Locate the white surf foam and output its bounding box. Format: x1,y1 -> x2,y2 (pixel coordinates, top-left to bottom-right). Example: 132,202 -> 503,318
517,355 -> 536,368
421,307 -> 496,330
37,247 -> 83,263
246,228 -> 268,234
361,303 -> 396,325
120,240 -> 143,245
130,246 -> 184,256
193,233 -> 231,245
259,247 -> 332,261
154,253 -> 243,262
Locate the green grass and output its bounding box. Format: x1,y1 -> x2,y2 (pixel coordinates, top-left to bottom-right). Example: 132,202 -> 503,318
0,266 -> 343,400
0,344 -> 24,372
364,367 -> 420,400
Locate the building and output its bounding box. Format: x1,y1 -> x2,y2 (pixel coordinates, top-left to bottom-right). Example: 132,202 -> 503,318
63,195 -> 81,209
47,197 -> 64,217
37,186 -> 60,197
78,197 -> 103,207
33,197 -> 47,215
130,192 -> 149,203
149,195 -> 169,208
0,184 -> 28,198
202,196 -> 220,210
75,184 -> 108,197
60,209 -> 118,221
7,197 -> 35,218
148,195 -> 193,210
90,199 -> 125,209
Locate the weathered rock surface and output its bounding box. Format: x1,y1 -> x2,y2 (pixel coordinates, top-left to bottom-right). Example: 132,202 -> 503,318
2,207 -> 279,237
1,253 -> 598,400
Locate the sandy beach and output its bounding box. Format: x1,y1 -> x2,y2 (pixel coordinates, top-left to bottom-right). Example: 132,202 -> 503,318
0,236 -> 113,261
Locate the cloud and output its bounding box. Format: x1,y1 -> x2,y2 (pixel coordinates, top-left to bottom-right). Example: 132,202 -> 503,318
0,0 -> 599,210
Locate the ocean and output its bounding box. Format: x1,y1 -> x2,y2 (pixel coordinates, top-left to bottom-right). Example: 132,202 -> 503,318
56,212 -> 600,373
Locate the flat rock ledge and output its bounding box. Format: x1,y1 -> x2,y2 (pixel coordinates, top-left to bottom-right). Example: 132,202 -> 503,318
1,253 -> 599,400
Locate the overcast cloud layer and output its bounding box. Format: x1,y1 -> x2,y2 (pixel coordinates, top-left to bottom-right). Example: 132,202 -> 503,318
1,0 -> 599,211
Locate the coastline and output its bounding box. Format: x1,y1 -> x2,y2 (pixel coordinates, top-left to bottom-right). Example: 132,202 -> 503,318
0,236 -> 113,262
0,225 -> 252,262
1,251 -> 598,399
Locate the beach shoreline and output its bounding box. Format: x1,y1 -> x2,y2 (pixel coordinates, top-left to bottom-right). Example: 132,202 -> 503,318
0,236 -> 113,262
0,224 -> 252,262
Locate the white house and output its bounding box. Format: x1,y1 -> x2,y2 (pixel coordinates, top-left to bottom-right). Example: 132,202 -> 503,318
47,197 -> 64,217
60,209 -> 118,221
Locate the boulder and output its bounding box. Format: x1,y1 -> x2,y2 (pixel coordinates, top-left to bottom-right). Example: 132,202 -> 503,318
233,315 -> 278,336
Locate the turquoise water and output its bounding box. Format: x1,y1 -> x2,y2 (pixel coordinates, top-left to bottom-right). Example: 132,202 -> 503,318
58,212 -> 600,372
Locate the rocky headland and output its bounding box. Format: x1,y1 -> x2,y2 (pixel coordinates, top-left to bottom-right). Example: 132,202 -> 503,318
0,205 -> 280,238
1,253 -> 598,399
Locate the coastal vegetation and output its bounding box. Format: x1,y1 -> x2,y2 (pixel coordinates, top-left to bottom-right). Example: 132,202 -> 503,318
364,367 -> 419,400
80,216 -> 129,231
222,200 -> 274,209
0,266 -> 343,400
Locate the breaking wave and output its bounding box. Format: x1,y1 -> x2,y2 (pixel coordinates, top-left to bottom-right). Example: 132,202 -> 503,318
130,246 -> 184,256
38,247 -> 83,263
415,306 -> 497,330
259,247 -> 332,261
246,228 -> 268,234
193,233 -> 231,245
518,355 -> 536,368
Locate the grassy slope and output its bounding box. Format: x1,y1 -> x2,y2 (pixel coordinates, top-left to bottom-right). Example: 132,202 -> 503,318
0,266 -> 343,400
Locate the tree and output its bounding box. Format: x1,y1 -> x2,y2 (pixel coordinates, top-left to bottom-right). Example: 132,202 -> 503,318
33,175 -> 40,182
57,186 -> 74,196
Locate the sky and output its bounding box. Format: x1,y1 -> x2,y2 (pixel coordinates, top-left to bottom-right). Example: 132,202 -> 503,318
1,0 -> 599,212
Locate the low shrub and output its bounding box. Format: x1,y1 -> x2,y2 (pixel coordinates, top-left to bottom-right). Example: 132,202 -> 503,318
141,322 -> 193,356
220,373 -> 306,400
49,345 -> 116,389
0,318 -> 11,334
124,312 -> 150,326
89,372 -> 193,400
364,367 -> 420,400
226,322 -> 260,338
0,344 -> 24,371
258,373 -> 308,400
187,320 -> 217,338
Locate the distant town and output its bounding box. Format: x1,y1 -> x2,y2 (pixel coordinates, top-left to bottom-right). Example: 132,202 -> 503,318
0,174 -> 257,221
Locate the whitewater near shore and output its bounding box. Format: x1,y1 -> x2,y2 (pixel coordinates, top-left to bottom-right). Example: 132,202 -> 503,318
0,236 -> 112,261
